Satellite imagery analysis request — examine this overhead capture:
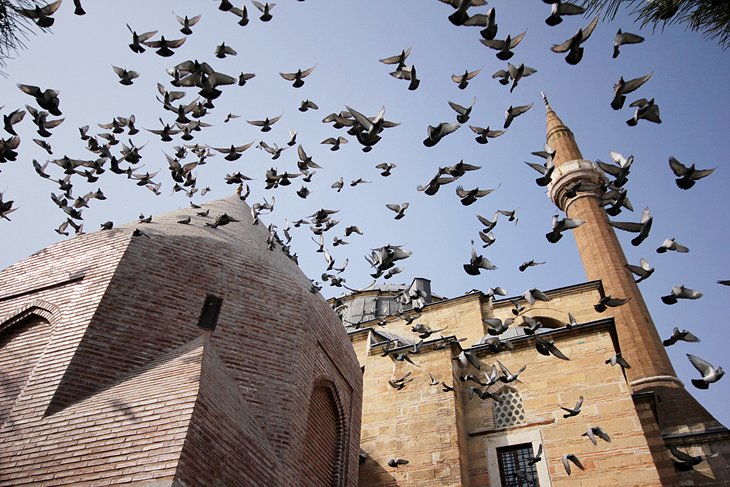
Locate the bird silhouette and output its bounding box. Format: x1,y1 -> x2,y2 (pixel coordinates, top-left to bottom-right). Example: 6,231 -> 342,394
551,16 -> 599,65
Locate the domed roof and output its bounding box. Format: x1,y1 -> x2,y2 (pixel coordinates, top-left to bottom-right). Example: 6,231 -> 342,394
4,193 -> 363,480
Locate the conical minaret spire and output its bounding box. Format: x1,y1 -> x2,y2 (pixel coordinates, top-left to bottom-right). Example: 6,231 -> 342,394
543,97 -> 719,432
542,91 -> 583,167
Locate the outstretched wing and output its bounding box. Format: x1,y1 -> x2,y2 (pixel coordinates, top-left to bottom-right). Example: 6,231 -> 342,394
687,354 -> 713,375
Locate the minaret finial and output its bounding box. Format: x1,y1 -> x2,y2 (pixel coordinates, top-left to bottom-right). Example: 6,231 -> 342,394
541,91 -> 549,106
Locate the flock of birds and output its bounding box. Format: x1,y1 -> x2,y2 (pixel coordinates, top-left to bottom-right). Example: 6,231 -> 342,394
0,0 -> 726,480
368,270 -> 720,479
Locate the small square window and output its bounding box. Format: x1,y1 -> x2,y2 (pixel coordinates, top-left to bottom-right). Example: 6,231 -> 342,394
197,295 -> 223,331
497,443 -> 540,487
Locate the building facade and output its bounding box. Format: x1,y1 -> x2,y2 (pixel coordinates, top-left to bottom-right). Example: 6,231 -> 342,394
1,100 -> 728,487
339,100 -> 730,486
0,196 -> 362,486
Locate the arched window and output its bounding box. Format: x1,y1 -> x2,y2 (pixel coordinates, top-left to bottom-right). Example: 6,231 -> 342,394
0,313 -> 52,424
493,387 -> 527,429
301,382 -> 346,486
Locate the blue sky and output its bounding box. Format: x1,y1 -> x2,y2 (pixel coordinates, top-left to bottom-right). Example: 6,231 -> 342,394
0,1 -> 728,425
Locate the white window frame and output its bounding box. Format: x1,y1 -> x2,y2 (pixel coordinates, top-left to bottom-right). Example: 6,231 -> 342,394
487,429 -> 552,487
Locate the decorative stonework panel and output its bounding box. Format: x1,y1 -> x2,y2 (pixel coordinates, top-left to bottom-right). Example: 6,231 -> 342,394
493,388 -> 526,429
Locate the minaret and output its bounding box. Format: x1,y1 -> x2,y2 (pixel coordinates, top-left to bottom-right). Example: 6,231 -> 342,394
542,94 -> 719,431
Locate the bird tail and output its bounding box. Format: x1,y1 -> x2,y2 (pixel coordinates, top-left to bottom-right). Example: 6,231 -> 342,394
545,15 -> 562,27
497,50 -> 514,61
675,178 -> 694,190
611,96 -> 626,110
566,48 -> 583,65
448,11 -> 468,26
480,26 -> 497,40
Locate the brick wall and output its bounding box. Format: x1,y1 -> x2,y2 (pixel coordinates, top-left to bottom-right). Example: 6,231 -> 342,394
0,316 -> 50,423
0,195 -> 362,486
301,384 -> 342,486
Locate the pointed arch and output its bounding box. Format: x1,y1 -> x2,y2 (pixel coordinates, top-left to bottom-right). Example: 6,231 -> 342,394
0,299 -> 61,334
301,377 -> 348,487
0,300 -> 58,425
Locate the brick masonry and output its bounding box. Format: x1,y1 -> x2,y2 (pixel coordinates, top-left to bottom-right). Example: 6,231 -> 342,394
0,195 -> 362,486
544,101 -> 725,437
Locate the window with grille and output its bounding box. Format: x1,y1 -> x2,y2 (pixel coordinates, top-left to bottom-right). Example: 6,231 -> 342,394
493,387 -> 526,429
496,443 -> 540,487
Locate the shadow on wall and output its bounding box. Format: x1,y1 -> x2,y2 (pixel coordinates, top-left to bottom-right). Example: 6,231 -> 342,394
358,457 -> 399,487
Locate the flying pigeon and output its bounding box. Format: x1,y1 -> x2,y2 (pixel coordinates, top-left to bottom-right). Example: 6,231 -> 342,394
662,327 -> 700,347
551,16 -> 599,65
668,156 -> 715,190
687,354 -> 724,389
